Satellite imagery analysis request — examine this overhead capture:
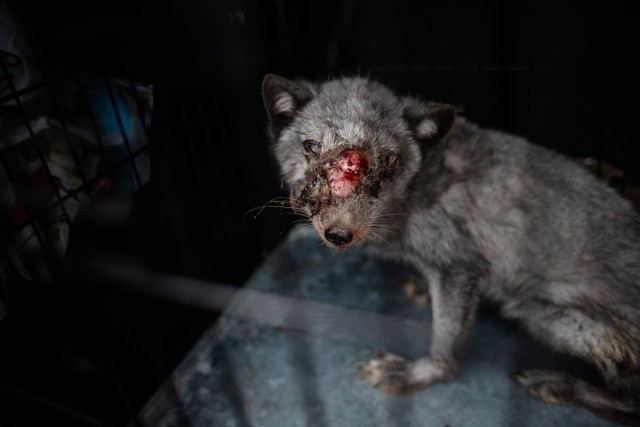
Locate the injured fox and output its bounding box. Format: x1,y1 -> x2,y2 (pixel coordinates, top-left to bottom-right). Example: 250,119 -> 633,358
262,74 -> 640,425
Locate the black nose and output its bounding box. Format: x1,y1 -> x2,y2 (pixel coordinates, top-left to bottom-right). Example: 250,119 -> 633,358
324,228 -> 353,247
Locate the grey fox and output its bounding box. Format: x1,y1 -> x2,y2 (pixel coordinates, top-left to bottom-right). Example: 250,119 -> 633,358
262,74 -> 640,424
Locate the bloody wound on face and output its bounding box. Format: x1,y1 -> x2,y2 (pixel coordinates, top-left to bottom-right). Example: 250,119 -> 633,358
326,149 -> 369,198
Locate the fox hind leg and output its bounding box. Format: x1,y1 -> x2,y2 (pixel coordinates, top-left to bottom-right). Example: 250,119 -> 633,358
511,299 -> 640,424
515,370 -> 640,425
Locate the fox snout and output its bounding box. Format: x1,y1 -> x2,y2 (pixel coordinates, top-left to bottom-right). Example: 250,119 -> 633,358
324,227 -> 354,248
312,210 -> 369,249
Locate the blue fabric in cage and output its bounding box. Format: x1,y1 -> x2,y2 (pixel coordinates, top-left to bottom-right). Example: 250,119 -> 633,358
135,225 -> 622,427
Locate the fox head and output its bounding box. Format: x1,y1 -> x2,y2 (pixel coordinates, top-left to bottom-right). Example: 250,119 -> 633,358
262,74 -> 455,249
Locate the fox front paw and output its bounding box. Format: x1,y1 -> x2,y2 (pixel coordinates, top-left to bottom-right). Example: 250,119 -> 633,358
357,351 -> 453,394
357,351 -> 424,394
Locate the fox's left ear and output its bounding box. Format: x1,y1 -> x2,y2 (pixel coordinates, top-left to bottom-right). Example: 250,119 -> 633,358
262,74 -> 315,138
402,100 -> 457,142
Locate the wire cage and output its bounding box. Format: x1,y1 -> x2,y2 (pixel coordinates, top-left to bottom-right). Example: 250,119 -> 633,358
0,2 -> 161,425
0,74 -> 153,284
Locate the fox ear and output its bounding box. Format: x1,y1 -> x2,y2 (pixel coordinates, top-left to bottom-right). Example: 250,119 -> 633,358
262,74 -> 314,136
403,100 -> 457,142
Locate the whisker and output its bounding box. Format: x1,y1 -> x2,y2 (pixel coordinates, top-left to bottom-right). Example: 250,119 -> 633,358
375,212 -> 412,219
278,217 -> 312,238
369,222 -> 402,232
245,197 -> 293,219
289,217 -> 312,227
365,228 -> 394,249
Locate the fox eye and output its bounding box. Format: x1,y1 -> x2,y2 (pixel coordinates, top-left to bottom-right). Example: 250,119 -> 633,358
302,139 -> 321,155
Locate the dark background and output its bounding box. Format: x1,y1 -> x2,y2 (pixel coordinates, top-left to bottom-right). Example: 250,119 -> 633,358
1,0 -> 639,426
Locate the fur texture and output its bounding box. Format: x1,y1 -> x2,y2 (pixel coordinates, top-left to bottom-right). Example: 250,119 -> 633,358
261,74 -> 640,424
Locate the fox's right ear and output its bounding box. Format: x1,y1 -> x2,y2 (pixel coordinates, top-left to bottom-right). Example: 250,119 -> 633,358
262,74 -> 314,136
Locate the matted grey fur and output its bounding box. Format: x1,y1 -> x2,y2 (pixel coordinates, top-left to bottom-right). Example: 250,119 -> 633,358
261,74 -> 640,425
